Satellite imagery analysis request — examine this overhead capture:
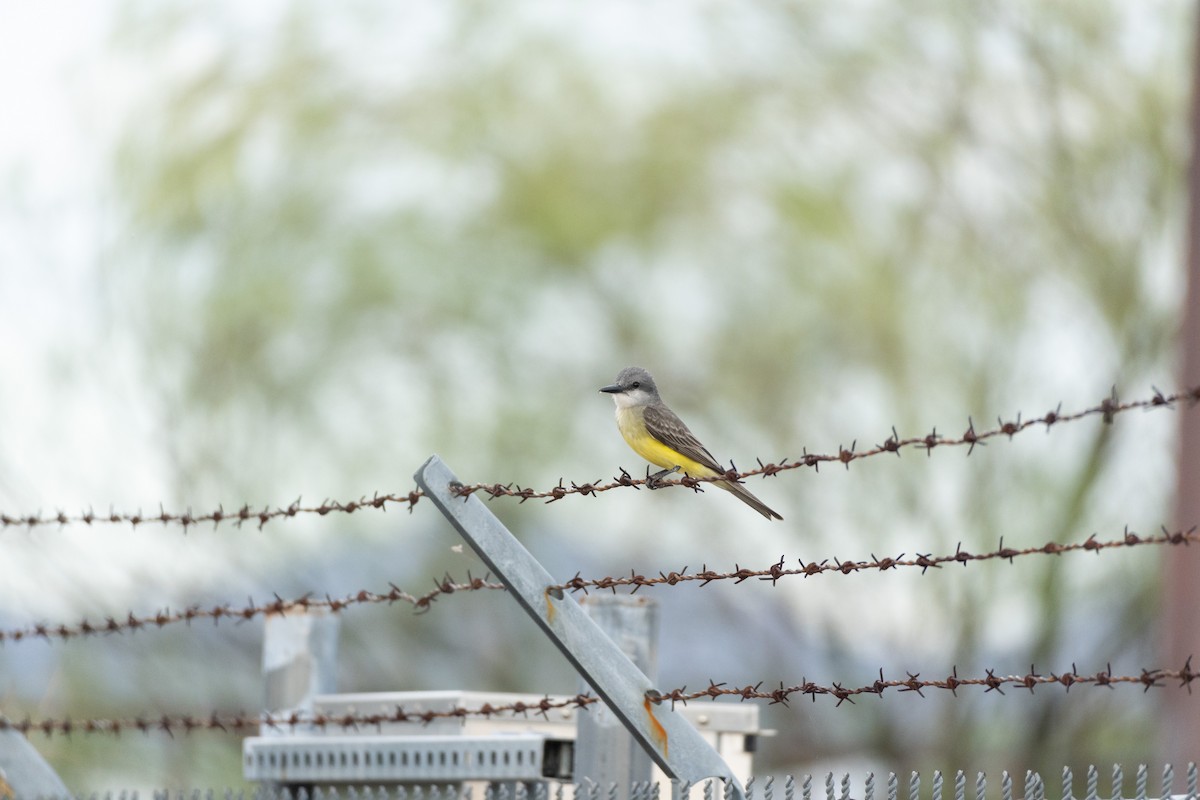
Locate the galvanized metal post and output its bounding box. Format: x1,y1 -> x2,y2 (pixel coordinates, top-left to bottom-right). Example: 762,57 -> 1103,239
415,455 -> 745,800
575,596 -> 659,798
262,608 -> 340,735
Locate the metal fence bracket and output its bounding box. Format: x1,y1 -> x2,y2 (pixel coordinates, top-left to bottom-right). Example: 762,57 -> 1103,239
415,455 -> 745,800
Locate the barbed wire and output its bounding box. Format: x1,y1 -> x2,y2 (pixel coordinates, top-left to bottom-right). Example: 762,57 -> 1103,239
0,574 -> 504,645
4,659 -> 1195,737
1,384 -> 1194,531
0,694 -> 601,738
453,384 -> 1198,503
2,524 -> 1192,644
653,658 -> 1200,707
0,492 -> 424,532
548,524 -> 1200,594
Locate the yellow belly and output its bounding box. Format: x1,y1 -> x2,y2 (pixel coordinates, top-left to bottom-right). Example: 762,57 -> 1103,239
615,407 -> 720,478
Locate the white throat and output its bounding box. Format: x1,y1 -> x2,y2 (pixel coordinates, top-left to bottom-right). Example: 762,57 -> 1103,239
610,392 -> 639,410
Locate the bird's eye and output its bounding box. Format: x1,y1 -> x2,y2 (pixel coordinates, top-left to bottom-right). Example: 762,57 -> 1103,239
631,381 -> 640,389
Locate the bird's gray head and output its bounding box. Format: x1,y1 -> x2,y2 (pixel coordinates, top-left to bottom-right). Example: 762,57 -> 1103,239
599,366 -> 661,409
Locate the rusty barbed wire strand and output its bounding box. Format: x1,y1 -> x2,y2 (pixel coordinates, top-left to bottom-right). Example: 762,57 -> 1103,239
4,495 -> 429,531
0,695 -> 600,738
3,524 -> 1194,644
4,659 -> 1197,737
2,383 -> 1193,531
452,384 -> 1199,503
0,493 -> 433,531
648,662 -> 1200,710
548,524 -> 1200,595
0,492 -> 425,531
652,658 -> 1200,707
0,573 -> 505,645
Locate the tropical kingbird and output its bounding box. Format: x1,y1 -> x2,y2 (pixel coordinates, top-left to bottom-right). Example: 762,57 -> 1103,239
599,366 -> 783,520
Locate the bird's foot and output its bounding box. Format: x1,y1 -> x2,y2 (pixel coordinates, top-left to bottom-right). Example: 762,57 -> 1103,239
646,465 -> 681,490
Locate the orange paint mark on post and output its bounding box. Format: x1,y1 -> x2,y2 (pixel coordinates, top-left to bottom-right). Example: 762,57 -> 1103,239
543,588 -> 558,624
643,696 -> 669,757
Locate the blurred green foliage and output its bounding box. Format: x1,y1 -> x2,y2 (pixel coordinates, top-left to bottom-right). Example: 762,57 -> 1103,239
16,0 -> 1194,790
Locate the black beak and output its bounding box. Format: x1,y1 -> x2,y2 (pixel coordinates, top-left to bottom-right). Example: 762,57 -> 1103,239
599,383 -> 623,394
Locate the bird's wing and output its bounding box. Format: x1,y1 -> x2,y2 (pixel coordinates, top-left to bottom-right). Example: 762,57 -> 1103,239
642,404 -> 726,474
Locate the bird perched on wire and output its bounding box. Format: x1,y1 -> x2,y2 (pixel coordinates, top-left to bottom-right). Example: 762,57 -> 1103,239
599,366 -> 783,520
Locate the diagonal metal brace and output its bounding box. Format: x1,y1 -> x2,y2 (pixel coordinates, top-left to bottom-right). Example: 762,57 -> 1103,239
416,456 -> 745,799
